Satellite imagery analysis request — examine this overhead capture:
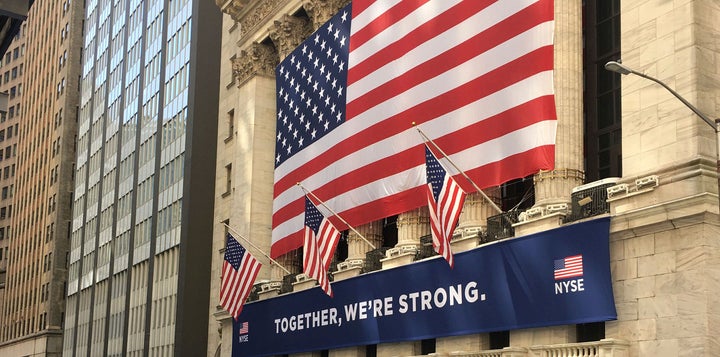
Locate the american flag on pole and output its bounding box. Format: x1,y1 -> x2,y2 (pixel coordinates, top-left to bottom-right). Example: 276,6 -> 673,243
303,196 -> 340,296
220,234 -> 262,319
272,0 -> 556,257
554,255 -> 583,280
425,146 -> 466,268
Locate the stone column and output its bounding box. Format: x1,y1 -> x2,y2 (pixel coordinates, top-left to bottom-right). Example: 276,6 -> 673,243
230,43 -> 294,285
511,0 -> 583,346
382,207 -> 430,268
396,206 -> 430,248
453,188 -> 501,251
515,0 -> 584,236
334,221 -> 383,281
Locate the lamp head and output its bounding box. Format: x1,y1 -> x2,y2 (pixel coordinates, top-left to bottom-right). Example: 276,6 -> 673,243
604,61 -> 632,75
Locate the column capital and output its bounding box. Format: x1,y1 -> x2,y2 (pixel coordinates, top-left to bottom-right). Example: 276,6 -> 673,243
232,42 -> 279,88
269,14 -> 312,60
303,0 -> 350,30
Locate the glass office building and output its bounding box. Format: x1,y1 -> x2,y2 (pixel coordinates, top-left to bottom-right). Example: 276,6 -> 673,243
63,0 -> 220,356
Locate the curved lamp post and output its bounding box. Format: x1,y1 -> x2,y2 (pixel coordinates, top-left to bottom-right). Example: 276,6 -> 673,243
604,60 -> 720,207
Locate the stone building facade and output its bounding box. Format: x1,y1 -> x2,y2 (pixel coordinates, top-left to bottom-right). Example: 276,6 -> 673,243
0,0 -> 84,355
211,0 -> 719,356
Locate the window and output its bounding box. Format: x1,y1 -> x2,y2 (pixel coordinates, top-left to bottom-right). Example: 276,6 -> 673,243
226,109 -> 234,140
224,164 -> 232,196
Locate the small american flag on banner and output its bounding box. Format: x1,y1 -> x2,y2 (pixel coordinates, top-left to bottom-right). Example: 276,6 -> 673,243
238,321 -> 249,335
303,196 -> 340,296
554,255 -> 583,280
425,146 -> 466,268
220,234 -> 262,319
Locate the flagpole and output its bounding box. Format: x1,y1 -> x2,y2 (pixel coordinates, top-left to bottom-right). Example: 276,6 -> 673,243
296,182 -> 377,250
222,222 -> 291,274
413,123 -> 503,215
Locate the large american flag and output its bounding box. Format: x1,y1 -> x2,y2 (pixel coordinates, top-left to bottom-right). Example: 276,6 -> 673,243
303,196 -> 340,296
425,146 -> 466,268
272,0 -> 556,257
220,234 -> 262,319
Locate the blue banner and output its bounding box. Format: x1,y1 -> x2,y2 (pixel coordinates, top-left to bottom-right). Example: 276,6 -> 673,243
233,217 -> 615,356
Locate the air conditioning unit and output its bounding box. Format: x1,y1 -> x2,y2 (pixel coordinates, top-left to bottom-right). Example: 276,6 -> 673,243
567,177 -> 619,222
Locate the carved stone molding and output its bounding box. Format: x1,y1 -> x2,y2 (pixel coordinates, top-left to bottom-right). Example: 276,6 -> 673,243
216,0 -> 251,22
232,42 -> 279,88
269,14 -> 312,59
303,0 -> 350,30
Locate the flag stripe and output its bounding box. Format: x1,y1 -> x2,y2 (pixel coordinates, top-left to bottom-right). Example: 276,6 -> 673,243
220,235 -> 262,319
271,0 -> 556,257
425,147 -> 466,268
303,197 -> 340,296
273,50 -> 554,204
272,92 -> 555,230
349,0 -> 432,53
347,3 -> 553,115
554,255 -> 583,280
348,0 -> 530,91
272,121 -> 556,251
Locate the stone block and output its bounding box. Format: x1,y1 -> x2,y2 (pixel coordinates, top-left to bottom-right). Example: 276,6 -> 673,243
638,338 -> 679,357
676,246 -> 706,271
638,295 -> 677,319
615,300 -> 639,321
638,251 -> 676,277
656,315 -> 707,339
611,258 -> 638,281
617,276 -> 655,301
624,235 -> 655,258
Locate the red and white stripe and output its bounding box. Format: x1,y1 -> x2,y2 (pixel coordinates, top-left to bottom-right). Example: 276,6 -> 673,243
303,225 -> 334,296
220,253 -> 261,319
272,0 -> 556,257
427,175 -> 466,268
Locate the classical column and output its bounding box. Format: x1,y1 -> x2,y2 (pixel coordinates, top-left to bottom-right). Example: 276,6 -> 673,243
347,221 -> 383,261
517,0 -> 584,234
454,188 -> 501,250
334,221 -> 383,281
396,206 -> 430,248
382,207 -> 430,269
511,0 -> 583,346
265,14 -> 315,282
303,0 -> 350,30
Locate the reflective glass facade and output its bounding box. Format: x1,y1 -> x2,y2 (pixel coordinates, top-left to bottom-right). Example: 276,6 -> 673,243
64,0 -> 220,356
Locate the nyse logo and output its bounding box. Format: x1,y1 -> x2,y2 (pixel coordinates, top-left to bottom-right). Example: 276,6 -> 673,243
553,255 -> 585,295
238,321 -> 249,343
554,278 -> 584,295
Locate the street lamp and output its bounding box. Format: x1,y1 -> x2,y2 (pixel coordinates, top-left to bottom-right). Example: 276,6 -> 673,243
604,60 -> 720,206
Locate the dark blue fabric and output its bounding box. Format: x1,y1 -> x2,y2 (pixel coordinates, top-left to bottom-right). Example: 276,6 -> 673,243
233,217 -> 615,356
